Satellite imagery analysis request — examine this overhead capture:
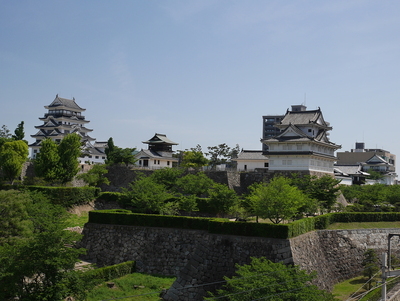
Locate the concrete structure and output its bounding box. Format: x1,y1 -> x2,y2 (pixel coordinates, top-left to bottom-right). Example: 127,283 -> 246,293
262,114 -> 284,152
29,95 -> 106,164
261,105 -> 341,174
135,133 -> 179,169
232,149 -> 268,171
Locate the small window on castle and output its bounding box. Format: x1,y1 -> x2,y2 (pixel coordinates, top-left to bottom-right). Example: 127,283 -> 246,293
95,156 -> 99,159
167,161 -> 170,166
158,160 -> 160,164
154,160 -> 156,164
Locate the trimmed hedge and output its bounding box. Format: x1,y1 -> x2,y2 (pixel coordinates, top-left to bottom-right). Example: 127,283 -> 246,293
81,261 -> 135,287
88,210 -> 400,239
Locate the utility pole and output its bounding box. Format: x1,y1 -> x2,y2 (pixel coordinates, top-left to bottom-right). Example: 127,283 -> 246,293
382,252 -> 387,300
382,234 -> 400,300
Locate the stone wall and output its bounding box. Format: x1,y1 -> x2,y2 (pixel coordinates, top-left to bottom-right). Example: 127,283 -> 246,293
79,223 -> 400,300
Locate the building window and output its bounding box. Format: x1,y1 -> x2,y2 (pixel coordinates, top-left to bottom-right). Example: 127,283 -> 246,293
154,160 -> 156,164
158,160 -> 160,164
282,160 -> 287,165
102,156 -> 105,159
167,161 -> 170,166
139,160 -> 142,165
264,162 -> 268,167
297,144 -> 302,150
287,145 -> 292,150
33,150 -> 37,153
95,156 -> 99,159
89,156 -> 92,158
283,144 -> 288,150
287,160 -> 292,165
244,165 -> 247,171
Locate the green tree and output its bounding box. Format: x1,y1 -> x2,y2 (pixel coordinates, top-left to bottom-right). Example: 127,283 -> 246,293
77,164 -> 110,187
0,190 -> 32,245
0,125 -> 11,138
58,133 -> 82,183
309,175 -> 341,212
208,183 -> 238,217
176,172 -> 215,197
0,140 -> 29,184
206,257 -> 337,301
150,167 -> 184,191
181,150 -> 209,170
105,137 -> 137,166
248,176 -> 307,224
34,138 -> 61,183
0,191 -> 86,300
123,175 -> 173,214
104,137 -> 116,164
362,249 -> 379,289
206,143 -> 235,170
12,121 -> 25,141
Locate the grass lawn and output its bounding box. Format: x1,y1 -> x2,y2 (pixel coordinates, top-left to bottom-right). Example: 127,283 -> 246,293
327,221 -> 400,230
85,273 -> 176,301
332,275 -> 373,300
65,211 -> 89,228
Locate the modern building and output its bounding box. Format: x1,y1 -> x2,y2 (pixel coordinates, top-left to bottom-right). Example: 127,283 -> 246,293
336,143 -> 396,169
262,114 -> 284,152
335,143 -> 397,185
29,94 -> 106,164
261,105 -> 341,174
232,150 -> 269,171
135,133 -> 179,169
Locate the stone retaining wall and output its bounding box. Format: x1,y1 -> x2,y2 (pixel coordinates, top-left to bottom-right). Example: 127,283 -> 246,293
79,223 -> 400,300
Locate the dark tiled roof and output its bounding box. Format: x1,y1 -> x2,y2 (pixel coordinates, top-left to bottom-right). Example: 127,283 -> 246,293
48,95 -> 85,111
142,133 -> 178,145
235,150 -> 266,160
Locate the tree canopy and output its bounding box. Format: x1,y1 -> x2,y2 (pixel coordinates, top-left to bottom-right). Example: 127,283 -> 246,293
206,257 -> 337,301
105,137 -> 137,166
0,140 -> 29,184
0,190 -> 86,300
246,176 -> 307,224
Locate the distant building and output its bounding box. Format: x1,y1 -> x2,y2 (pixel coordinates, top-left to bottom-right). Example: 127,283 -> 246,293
135,133 -> 179,169
336,143 -> 396,169
232,150 -> 269,171
262,114 -> 284,152
261,105 -> 341,174
29,95 -> 106,164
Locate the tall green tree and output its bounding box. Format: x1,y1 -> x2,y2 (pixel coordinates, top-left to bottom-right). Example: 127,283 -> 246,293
58,133 -> 82,183
0,140 -> 29,184
77,164 -> 110,187
206,143 -> 239,170
176,172 -> 215,197
247,176 -> 307,224
123,175 -> 173,214
0,190 -> 86,300
207,183 -> 238,217
206,257 -> 337,301
34,138 -> 61,183
105,137 -> 137,166
181,150 -> 209,170
0,125 -> 11,138
362,249 -> 379,289
12,121 -> 25,141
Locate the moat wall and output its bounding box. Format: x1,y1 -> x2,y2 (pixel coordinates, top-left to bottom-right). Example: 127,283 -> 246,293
79,223 -> 400,300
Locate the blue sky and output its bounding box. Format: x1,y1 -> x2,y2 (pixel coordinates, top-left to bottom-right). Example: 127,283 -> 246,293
1,1 -> 399,165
